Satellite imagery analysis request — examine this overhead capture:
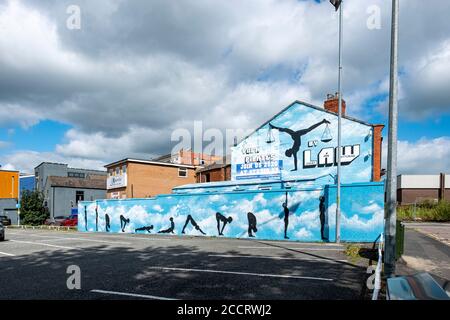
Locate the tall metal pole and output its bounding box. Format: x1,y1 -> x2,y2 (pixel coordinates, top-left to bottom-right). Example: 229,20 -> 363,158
335,1 -> 343,244
384,0 -> 399,278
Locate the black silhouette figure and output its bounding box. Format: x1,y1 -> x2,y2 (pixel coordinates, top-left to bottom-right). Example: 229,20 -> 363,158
158,217 -> 175,234
269,119 -> 330,171
84,205 -> 88,231
135,225 -> 154,233
105,214 -> 110,232
216,212 -> 233,236
247,212 -> 258,237
182,214 -> 206,235
319,196 -> 327,240
282,202 -> 290,239
120,215 -> 130,232
95,205 -> 98,232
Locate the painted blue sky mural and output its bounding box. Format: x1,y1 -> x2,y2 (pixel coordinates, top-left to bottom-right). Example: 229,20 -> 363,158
0,0 -> 449,174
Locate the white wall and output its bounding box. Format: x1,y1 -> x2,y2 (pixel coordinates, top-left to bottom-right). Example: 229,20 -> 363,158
397,175 -> 442,189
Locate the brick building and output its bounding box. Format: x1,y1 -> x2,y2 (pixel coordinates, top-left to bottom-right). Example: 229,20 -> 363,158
105,158 -> 196,199
196,156 -> 231,183
153,149 -> 222,166
397,173 -> 449,205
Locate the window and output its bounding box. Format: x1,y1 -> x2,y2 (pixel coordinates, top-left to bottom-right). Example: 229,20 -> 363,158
178,167 -> 188,178
122,165 -> 127,174
115,167 -> 120,176
68,172 -> 85,179
75,191 -> 84,203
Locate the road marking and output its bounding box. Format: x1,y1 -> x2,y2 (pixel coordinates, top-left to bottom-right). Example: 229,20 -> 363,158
208,254 -> 347,263
9,240 -> 75,250
0,251 -> 15,256
39,237 -> 132,245
90,289 -> 178,300
238,246 -> 343,251
149,266 -> 333,281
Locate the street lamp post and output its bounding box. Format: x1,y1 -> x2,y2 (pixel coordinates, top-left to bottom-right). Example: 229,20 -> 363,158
384,0 -> 399,278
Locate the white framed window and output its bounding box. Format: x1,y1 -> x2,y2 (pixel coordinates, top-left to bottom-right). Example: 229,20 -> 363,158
122,165 -> 127,174
178,167 -> 188,178
115,167 -> 120,176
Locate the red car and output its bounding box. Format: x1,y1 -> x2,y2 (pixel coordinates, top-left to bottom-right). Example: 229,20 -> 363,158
61,214 -> 78,227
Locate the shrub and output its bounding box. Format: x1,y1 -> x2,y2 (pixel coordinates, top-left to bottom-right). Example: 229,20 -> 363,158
397,200 -> 450,222
20,190 -> 49,225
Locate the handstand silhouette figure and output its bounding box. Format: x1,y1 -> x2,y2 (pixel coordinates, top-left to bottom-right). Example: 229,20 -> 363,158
158,217 -> 175,234
216,212 -> 233,236
319,196 -> 327,240
247,212 -> 258,237
135,225 -> 154,233
182,214 -> 206,235
282,202 -> 290,239
269,119 -> 330,171
119,214 -> 130,232
105,213 -> 110,232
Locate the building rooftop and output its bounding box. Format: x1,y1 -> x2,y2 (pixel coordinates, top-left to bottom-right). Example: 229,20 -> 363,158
104,158 -> 197,169
48,175 -> 106,190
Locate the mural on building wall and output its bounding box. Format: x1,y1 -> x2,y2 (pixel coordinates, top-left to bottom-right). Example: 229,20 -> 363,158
231,102 -> 374,182
79,182 -> 384,242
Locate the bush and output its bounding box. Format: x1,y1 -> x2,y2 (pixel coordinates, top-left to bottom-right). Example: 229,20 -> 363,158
398,200 -> 450,222
20,190 -> 49,225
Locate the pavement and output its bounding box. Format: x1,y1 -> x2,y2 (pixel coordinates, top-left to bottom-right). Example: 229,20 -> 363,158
397,223 -> 450,295
0,228 -> 374,300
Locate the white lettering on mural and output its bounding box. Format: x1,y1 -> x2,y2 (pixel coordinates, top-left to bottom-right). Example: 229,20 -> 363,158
303,144 -> 360,168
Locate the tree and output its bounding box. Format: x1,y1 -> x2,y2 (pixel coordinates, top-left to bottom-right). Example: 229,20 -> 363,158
20,190 -> 48,225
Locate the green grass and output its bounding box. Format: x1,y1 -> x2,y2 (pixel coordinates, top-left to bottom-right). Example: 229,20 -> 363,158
397,200 -> 450,222
344,244 -> 361,263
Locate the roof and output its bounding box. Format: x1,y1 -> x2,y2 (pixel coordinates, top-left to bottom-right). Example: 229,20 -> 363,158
196,155 -> 231,173
35,162 -> 106,173
48,176 -> 106,190
238,99 -> 382,145
104,158 -> 197,169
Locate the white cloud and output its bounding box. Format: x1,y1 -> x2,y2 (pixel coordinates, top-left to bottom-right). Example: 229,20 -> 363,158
382,137 -> 450,174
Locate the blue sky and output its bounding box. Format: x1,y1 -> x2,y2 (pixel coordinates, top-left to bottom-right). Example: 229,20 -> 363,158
0,0 -> 449,174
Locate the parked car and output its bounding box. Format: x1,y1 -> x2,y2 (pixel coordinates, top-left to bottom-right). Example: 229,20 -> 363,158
0,215 -> 11,226
61,213 -> 78,227
44,216 -> 66,226
0,222 -> 4,241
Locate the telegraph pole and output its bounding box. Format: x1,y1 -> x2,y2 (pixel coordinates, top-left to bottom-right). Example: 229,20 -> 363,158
335,0 -> 343,243
384,0 -> 399,278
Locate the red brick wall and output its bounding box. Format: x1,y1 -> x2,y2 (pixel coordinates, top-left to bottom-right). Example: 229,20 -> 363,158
372,125 -> 384,182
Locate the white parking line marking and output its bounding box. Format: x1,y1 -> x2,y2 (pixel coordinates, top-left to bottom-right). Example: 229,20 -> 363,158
0,251 -> 15,256
39,237 -> 132,245
7,233 -> 132,245
9,240 -> 75,250
91,289 -> 178,300
208,254 -> 347,263
238,246 -> 343,251
149,266 -> 333,281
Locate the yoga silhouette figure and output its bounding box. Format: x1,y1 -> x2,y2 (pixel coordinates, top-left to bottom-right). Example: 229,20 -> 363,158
182,214 -> 206,235
247,212 -> 258,237
216,212 -> 233,236
135,225 -> 154,233
95,205 -> 98,232
84,205 -> 88,231
158,217 -> 175,234
319,196 -> 327,240
119,214 -> 130,232
269,119 -> 330,171
105,213 -> 110,232
282,202 -> 290,239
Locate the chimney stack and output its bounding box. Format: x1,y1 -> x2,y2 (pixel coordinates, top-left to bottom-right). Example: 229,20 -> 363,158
324,92 -> 346,116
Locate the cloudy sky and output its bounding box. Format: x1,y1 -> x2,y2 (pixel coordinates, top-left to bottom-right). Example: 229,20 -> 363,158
0,0 -> 449,174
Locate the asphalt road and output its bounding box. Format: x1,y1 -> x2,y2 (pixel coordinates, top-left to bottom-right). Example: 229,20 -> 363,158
397,223 -> 450,294
0,228 -> 371,300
